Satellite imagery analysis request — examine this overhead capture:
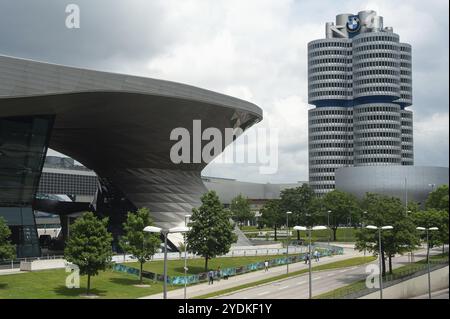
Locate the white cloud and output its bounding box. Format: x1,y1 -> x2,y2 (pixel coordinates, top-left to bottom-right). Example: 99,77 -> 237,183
414,113 -> 449,166
21,0 -> 447,181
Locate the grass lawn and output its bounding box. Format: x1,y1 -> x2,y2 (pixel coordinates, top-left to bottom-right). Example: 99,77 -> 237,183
195,256 -> 376,299
127,253 -> 302,276
0,268 -> 171,299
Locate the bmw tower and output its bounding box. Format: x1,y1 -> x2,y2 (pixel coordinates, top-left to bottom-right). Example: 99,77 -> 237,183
308,10 -> 413,195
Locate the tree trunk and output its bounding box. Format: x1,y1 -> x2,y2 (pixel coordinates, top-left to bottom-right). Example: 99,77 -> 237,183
381,250 -> 386,277
274,226 -> 277,241
87,274 -> 91,295
388,255 -> 393,274
140,261 -> 143,284
297,230 -> 300,241
332,227 -> 337,242
204,256 -> 209,272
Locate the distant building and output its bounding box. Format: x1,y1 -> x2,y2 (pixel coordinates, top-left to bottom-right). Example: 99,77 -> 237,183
335,166 -> 449,206
308,10 -> 413,195
0,55 -> 262,256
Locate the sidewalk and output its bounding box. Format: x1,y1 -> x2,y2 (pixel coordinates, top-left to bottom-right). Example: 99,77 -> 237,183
0,268 -> 22,276
140,247 -> 362,299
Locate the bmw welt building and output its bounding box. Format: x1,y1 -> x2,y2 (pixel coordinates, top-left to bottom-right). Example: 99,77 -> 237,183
308,10 -> 414,195
0,55 -> 262,257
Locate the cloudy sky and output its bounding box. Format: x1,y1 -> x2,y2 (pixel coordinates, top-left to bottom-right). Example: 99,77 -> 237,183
1,0 -> 448,183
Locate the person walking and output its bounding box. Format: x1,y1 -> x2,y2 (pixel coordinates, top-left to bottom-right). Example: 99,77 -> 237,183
313,250 -> 319,262
217,266 -> 221,281
316,250 -> 320,262
304,252 -> 309,264
264,260 -> 269,272
208,270 -> 214,285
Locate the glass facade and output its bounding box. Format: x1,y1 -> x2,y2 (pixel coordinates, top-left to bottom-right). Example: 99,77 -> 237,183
0,115 -> 54,257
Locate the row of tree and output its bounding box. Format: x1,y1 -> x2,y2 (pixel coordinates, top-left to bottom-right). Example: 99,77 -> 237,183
64,190 -> 237,294
0,185 -> 447,293
254,184 -> 448,275
0,190 -> 237,295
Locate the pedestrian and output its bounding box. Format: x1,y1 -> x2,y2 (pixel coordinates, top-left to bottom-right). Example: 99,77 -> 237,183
208,270 -> 214,285
264,260 -> 269,272
316,250 -> 320,262
217,266 -> 221,281
304,253 -> 309,264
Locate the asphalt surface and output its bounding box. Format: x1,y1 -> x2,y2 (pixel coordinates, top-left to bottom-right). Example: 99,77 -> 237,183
216,247 -> 446,299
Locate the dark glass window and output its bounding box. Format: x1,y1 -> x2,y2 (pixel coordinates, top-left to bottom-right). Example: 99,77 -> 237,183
0,115 -> 54,206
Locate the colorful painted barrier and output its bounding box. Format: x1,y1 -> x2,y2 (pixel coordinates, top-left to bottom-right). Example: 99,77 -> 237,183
113,244 -> 344,285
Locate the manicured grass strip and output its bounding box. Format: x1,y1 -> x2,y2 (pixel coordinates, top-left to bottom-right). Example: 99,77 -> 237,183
0,268 -> 174,299
194,256 -> 376,299
313,279 -> 367,299
127,254 -> 303,276
315,253 -> 449,299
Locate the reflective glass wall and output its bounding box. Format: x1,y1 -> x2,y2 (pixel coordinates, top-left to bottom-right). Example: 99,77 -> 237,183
0,115 -> 54,257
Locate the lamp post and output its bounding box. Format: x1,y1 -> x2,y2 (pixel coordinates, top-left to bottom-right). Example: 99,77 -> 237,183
327,210 -> 332,246
416,226 -> 439,299
184,214 -> 191,299
404,209 -> 413,262
143,225 -> 190,299
294,225 -> 327,299
361,211 -> 367,256
366,225 -> 394,299
286,211 -> 292,274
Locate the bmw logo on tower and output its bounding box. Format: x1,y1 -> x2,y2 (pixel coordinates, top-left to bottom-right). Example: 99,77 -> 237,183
346,15 -> 361,32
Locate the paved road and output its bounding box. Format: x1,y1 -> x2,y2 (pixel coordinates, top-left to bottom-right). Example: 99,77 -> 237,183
216,247 -> 446,299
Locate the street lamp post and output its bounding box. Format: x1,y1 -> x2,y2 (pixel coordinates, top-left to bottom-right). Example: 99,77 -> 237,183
366,225 -> 393,299
327,210 -> 332,246
184,214 -> 191,299
293,225 -> 327,299
143,225 -> 190,299
416,226 -> 439,299
361,211 -> 367,256
286,211 -> 292,274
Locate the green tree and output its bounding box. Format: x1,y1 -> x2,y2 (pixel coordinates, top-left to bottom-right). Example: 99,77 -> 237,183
186,191 -> 237,272
120,207 -> 161,283
64,212 -> 113,295
279,184 -> 316,240
355,193 -> 418,275
230,194 -> 254,226
321,190 -> 360,241
412,209 -> 449,256
259,199 -> 284,241
0,217 -> 15,260
425,184 -> 449,212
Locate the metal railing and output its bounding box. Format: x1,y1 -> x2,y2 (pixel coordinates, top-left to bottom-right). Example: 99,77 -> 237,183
0,254 -> 65,270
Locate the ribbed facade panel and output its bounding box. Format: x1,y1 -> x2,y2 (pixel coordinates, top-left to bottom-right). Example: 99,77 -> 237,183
308,107 -> 353,194
401,109 -> 414,165
308,39 -> 353,105
353,103 -> 402,166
